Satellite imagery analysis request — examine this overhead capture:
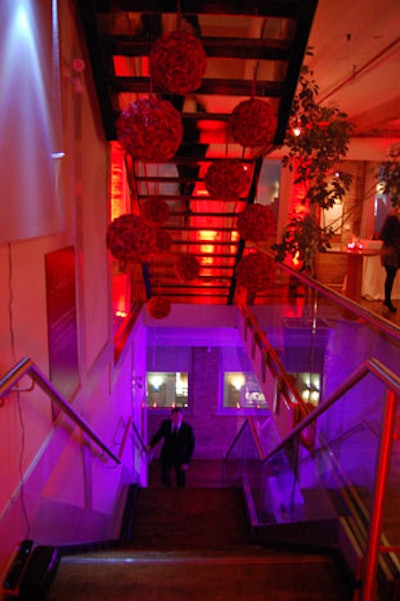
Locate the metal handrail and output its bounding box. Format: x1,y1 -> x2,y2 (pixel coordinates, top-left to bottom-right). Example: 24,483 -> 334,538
223,354 -> 400,601
131,419 -> 150,457
118,416 -> 133,460
223,419 -> 252,461
262,357 -> 400,465
237,302 -> 309,418
0,357 -> 120,464
257,246 -> 400,342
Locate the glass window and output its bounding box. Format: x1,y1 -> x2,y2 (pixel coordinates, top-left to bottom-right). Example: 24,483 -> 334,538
146,372 -> 188,409
222,372 -> 269,413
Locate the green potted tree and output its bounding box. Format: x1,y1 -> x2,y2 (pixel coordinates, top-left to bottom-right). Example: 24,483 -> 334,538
272,65 -> 354,275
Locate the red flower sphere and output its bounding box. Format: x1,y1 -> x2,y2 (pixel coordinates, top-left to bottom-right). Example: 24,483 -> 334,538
204,160 -> 251,200
146,296 -> 172,320
149,31 -> 206,95
141,197 -> 170,225
153,228 -> 173,253
230,98 -> 277,151
174,253 -> 201,282
236,204 -> 275,242
106,213 -> 155,264
116,96 -> 183,162
235,252 -> 275,292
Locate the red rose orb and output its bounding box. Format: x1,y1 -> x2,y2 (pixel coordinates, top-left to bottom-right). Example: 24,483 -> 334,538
235,252 -> 275,292
236,204 -> 275,242
230,98 -> 277,151
106,213 -> 155,265
204,160 -> 251,199
149,31 -> 206,95
116,97 -> 183,162
141,197 -> 170,225
174,253 -> 201,282
146,295 -> 172,319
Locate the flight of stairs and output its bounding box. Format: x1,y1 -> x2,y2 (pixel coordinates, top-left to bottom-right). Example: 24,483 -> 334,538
45,486 -> 354,600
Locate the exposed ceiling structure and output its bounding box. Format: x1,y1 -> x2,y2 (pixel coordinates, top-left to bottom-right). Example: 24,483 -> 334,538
303,0 -> 400,140
77,0 -> 400,307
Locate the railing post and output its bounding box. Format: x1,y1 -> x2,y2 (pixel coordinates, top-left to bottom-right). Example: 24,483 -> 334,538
360,388 -> 397,601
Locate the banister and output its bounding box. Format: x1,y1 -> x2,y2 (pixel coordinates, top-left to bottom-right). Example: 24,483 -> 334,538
0,358 -> 121,464
224,356 -> 400,469
237,302 -> 309,416
118,416 -> 133,460
257,246 -> 400,342
0,357 -> 32,398
248,416 -> 267,459
224,419 -> 251,461
131,419 -> 149,456
262,357 -> 400,465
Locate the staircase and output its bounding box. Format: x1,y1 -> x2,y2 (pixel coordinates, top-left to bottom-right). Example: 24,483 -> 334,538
44,486 -> 354,600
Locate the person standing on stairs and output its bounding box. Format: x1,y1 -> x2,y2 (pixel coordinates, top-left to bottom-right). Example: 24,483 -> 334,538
146,407 -> 195,488
380,205 -> 400,313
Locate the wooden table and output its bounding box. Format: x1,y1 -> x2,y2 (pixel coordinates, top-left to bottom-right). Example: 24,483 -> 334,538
326,246 -> 382,302
360,239 -> 400,300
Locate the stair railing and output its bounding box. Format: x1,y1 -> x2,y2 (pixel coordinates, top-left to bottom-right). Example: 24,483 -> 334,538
223,356 -> 400,601
256,247 -> 400,342
131,419 -> 151,459
0,357 -> 120,464
237,302 -> 310,436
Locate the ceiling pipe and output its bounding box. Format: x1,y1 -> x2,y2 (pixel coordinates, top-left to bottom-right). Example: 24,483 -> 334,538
317,36 -> 400,106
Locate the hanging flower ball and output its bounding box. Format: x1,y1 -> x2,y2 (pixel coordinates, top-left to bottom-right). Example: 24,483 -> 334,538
235,252 -> 275,293
153,228 -> 173,253
146,295 -> 172,319
116,97 -> 183,162
141,197 -> 170,225
174,253 -> 201,282
106,213 -> 155,265
230,98 -> 277,150
236,204 -> 275,242
149,31 -> 206,95
204,160 -> 251,199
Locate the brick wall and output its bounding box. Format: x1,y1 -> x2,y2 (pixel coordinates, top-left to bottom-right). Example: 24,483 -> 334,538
147,346 -> 247,460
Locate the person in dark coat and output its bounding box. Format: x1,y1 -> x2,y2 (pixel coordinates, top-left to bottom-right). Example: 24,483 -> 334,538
146,407 -> 195,488
380,205 -> 400,313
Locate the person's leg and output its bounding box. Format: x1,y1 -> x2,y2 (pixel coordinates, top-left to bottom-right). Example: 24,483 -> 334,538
161,461 -> 173,487
384,266 -> 397,311
175,463 -> 186,488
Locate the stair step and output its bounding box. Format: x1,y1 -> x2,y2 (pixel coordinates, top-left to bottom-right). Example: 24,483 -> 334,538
44,485 -> 354,600
129,487 -> 250,549
47,549 -> 352,600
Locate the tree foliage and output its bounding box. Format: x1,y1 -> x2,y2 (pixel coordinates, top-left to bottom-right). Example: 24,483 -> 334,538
273,64 -> 355,272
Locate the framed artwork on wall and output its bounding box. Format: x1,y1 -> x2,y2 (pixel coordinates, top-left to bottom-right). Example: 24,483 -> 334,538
45,246 -> 80,411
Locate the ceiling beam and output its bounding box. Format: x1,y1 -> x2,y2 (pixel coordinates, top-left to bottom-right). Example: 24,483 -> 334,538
113,76 -> 283,97
104,35 -> 290,61
103,0 -> 304,19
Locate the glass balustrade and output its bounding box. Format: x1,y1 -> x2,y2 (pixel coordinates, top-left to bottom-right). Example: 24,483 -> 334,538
227,266 -> 400,601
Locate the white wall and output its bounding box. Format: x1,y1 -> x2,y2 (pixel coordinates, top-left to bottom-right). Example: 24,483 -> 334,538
0,0 -> 139,584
